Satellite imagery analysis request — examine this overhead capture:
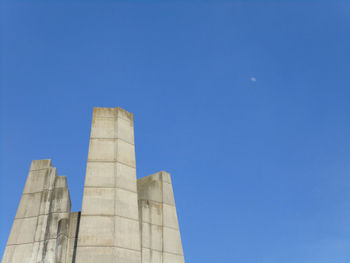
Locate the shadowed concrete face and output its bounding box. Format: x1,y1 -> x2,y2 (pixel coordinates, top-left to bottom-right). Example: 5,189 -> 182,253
1,107 -> 185,263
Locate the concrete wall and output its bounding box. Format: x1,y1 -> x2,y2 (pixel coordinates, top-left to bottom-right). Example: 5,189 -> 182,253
137,172 -> 185,263
2,160 -> 72,263
1,107 -> 185,263
75,107 -> 141,263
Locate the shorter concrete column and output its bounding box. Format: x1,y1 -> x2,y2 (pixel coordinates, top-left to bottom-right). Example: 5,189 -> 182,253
137,171 -> 185,263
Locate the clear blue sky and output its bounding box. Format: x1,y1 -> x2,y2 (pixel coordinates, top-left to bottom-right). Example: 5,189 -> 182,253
1,1 -> 350,262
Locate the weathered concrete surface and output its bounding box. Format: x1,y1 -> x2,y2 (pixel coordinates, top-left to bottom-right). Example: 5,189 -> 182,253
1,107 -> 185,263
2,160 -> 72,263
75,107 -> 141,263
55,212 -> 80,263
138,171 -> 185,263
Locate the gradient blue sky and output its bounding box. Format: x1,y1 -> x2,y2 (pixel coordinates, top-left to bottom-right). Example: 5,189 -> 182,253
1,1 -> 350,262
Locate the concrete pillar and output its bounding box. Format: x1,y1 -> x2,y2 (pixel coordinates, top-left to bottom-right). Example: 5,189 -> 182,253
137,171 -> 185,263
75,107 -> 141,263
2,160 -> 72,263
1,107 -> 186,263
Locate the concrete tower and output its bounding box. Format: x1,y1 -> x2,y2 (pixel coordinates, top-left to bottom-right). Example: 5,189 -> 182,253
2,107 -> 185,263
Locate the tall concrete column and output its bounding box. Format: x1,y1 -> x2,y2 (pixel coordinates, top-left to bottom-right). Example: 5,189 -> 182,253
75,107 -> 141,263
1,107 -> 186,263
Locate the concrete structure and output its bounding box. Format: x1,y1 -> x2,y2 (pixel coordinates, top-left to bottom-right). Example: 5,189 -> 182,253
138,172 -> 184,263
2,107 -> 185,263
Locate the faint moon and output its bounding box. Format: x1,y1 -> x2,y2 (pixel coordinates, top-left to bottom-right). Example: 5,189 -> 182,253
250,77 -> 256,82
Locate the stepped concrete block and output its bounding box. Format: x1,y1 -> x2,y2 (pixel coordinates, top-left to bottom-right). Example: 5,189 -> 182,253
2,159 -> 73,263
55,176 -> 68,188
23,169 -> 51,194
51,187 -> 71,212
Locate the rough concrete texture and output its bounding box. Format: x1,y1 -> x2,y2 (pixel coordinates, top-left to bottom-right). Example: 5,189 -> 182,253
138,172 -> 185,263
2,160 -> 72,263
1,107 -> 185,263
75,107 -> 141,263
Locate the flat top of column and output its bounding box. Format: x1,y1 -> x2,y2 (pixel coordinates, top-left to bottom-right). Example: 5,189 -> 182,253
30,159 -> 52,170
137,171 -> 172,185
93,107 -> 133,121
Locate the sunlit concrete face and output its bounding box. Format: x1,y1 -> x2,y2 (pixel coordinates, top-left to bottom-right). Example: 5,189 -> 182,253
2,160 -> 72,263
138,172 -> 185,263
75,107 -> 141,263
1,107 -> 185,263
